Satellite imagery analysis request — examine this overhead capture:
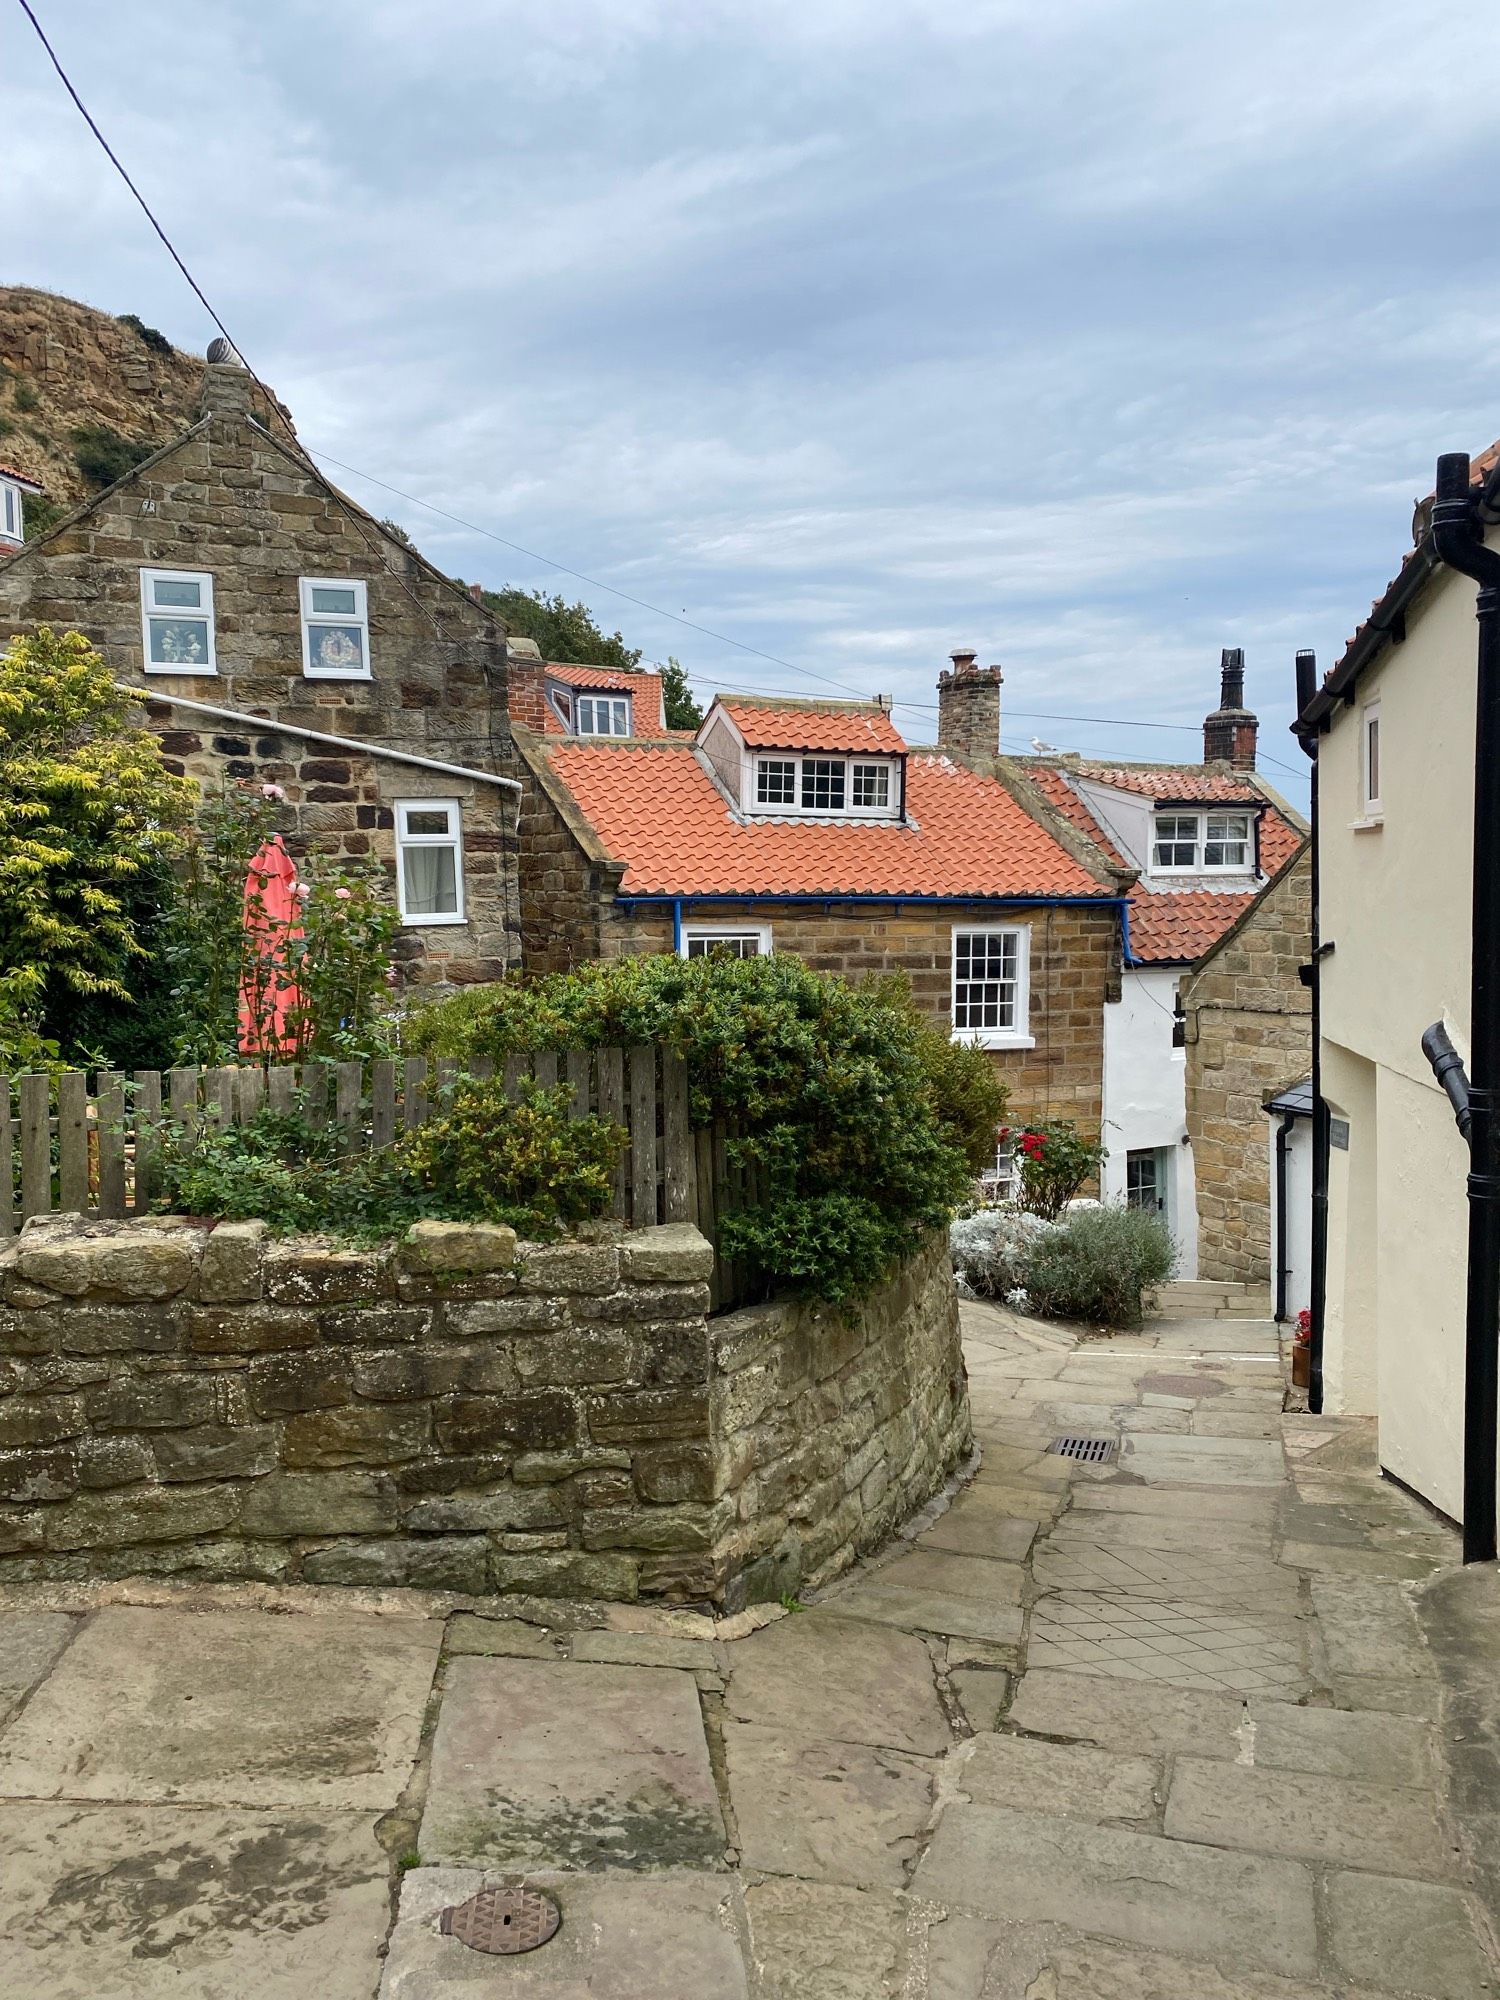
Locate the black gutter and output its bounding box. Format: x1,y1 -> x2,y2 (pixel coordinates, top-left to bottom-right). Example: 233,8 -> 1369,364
1422,1022 -> 1473,1143
1293,648 -> 1330,1413
1431,450 -> 1500,1566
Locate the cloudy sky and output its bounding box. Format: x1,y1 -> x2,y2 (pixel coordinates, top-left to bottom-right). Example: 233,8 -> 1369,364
9,1 -> 1500,807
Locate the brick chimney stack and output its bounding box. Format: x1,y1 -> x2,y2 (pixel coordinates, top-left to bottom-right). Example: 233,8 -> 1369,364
937,647 -> 1003,762
1203,648 -> 1258,769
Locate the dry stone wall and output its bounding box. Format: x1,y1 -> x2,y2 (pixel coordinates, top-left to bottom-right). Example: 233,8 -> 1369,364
0,1214 -> 968,1610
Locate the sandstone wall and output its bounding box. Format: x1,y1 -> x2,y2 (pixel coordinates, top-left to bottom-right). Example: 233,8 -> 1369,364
0,1214 -> 967,1610
602,898 -> 1117,1139
1181,848 -> 1312,1285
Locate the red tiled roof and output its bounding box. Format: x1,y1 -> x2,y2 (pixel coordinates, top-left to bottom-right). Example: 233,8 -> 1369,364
717,699 -> 906,755
540,665 -> 665,736
0,464 -> 42,491
1258,810 -> 1305,875
542,742 -> 1111,900
1073,762 -> 1264,803
1128,890 -> 1259,964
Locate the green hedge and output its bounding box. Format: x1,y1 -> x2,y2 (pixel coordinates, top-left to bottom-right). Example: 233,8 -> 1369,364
407,955 -> 1005,1303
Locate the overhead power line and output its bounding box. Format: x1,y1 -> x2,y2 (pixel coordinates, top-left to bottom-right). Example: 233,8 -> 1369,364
16,0 -> 1308,794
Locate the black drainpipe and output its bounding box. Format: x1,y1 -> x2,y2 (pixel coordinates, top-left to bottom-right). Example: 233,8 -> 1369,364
1431,452 -> 1500,1566
1293,649 -> 1329,1412
1274,1109 -> 1296,1324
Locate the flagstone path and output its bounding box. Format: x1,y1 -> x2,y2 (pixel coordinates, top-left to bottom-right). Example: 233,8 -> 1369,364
0,1300 -> 1494,1997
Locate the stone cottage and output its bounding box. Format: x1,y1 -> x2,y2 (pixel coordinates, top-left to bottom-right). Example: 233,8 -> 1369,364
0,354 -> 520,988
510,649 -> 1129,1147
1017,653 -> 1307,1273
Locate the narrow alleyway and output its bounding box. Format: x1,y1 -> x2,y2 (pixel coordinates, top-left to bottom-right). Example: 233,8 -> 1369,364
0,1302 -> 1493,1997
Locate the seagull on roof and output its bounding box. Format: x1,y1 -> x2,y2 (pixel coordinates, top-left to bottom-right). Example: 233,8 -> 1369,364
1030,737 -> 1061,754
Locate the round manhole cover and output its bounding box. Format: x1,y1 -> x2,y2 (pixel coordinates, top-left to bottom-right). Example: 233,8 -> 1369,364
440,1886 -> 561,1955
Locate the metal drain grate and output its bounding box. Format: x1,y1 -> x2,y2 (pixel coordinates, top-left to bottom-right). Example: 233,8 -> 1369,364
440,1887 -> 561,1955
1046,1435 -> 1117,1463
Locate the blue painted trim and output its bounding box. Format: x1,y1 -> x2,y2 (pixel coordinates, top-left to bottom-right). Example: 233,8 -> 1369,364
1120,898 -> 1141,966
617,892 -> 1127,913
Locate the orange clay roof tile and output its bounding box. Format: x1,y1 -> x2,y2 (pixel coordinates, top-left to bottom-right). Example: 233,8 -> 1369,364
1127,890 -> 1260,964
718,700 -> 906,754
1072,762 -> 1266,802
542,741 -> 1111,900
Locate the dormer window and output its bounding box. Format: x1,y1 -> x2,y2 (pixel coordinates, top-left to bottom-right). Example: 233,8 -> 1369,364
749,752 -> 901,819
1150,809 -> 1253,874
575,693 -> 631,736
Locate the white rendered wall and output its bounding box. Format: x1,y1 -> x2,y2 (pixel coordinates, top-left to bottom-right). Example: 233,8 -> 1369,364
1101,965 -> 1198,1276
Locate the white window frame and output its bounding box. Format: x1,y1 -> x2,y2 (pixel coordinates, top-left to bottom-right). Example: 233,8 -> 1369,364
1361,700 -> 1383,817
679,921 -> 772,961
547,686 -> 573,729
950,923 -> 1033,1049
978,1138 -> 1016,1205
0,480 -> 22,542
1150,808 -> 1254,875
299,577 -> 371,680
140,567 -> 217,675
574,693 -> 632,737
394,797 -> 466,927
746,752 -> 900,819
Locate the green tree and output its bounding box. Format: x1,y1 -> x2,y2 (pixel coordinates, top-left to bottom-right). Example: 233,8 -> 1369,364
479,587 -> 703,731
0,628 -> 194,1063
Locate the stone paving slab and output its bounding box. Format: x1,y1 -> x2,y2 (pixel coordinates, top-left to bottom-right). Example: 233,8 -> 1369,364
1165,1757 -> 1458,1879
1311,1578 -> 1434,1680
1070,1483 -> 1280,1525
1046,1511 -> 1270,1555
0,1802 -> 391,2000
0,1613 -> 79,1715
380,1866 -> 748,1998
1119,1434 -> 1286,1488
741,1878 -> 907,1999
1032,1541 -> 1299,1609
925,1918 -> 1389,2000
1325,1869 -> 1495,2000
871,1548 -> 1024,1605
419,1656 -> 725,1871
913,1802 -> 1321,1977
919,1509 -> 1038,1562
1248,1699 -> 1435,1787
723,1722 -> 933,1888
724,1612 -> 949,1756
825,1578 -> 1023,1647
1008,1669 -> 1245,1759
0,1605 -> 440,1809
960,1732 -> 1159,1823
949,1665 -> 1011,1732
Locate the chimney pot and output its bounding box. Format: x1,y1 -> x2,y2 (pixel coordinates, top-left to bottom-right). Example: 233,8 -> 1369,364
1204,647 -> 1258,769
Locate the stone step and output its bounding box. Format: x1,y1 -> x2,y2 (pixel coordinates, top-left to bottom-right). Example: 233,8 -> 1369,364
1153,1280 -> 1272,1321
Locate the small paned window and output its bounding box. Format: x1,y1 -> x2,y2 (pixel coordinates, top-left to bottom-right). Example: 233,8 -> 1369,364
396,799 -> 465,925
852,762 -> 890,809
1126,1149 -> 1163,1212
574,694 -> 631,736
141,568 -> 216,673
1362,701 -> 1382,815
1203,812 -> 1250,869
978,1139 -> 1016,1205
683,926 -> 770,960
800,759 -> 846,811
1152,813 -> 1199,870
952,927 -> 1028,1044
0,481 -> 23,542
300,578 -> 370,678
756,758 -> 797,806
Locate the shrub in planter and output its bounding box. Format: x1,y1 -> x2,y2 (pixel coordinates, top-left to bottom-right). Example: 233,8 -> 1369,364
406,954 -> 990,1303
151,1080 -> 623,1241
1018,1204 -> 1176,1327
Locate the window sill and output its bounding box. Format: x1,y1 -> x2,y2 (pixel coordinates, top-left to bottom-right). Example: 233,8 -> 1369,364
951,1032 -> 1037,1051
144,663 -> 218,677
401,914 -> 468,928
304,669 -> 374,683
1349,815 -> 1385,833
